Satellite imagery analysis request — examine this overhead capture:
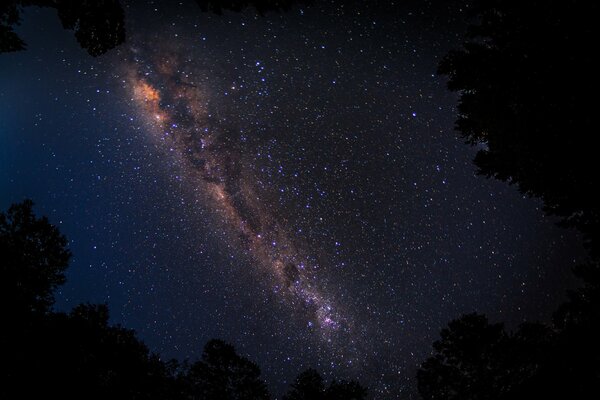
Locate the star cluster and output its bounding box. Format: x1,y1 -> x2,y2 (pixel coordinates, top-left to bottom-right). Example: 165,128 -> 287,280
126,50 -> 352,343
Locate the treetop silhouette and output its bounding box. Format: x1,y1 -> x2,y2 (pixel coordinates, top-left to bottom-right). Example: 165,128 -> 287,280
0,0 -> 310,56
0,199 -> 70,316
416,312 -> 600,399
1,200 -> 360,399
186,339 -> 271,400
0,0 -> 125,56
438,0 -> 600,256
283,368 -> 367,400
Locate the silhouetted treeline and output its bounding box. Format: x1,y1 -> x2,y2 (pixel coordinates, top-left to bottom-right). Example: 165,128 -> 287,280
0,0 -> 310,56
419,1 -> 600,398
0,200 -> 366,399
437,0 -> 600,257
1,0 -> 125,55
418,310 -> 599,399
283,368 -> 368,400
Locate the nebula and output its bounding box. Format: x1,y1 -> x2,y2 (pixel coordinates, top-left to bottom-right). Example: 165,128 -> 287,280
124,50 -> 351,341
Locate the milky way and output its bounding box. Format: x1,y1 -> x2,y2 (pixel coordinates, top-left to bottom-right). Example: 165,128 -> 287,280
2,3 -> 588,398
124,47 -> 354,345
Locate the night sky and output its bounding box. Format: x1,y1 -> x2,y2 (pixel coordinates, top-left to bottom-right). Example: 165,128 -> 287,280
0,1 -> 586,398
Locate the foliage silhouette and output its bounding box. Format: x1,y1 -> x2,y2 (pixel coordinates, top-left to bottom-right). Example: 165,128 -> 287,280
418,314 -> 541,399
0,2 -> 25,52
0,199 -> 70,317
0,0 -> 125,56
185,339 -> 271,400
425,1 -> 600,397
283,368 -> 326,400
550,261 -> 600,398
283,368 -> 367,400
326,380 -> 368,400
5,303 -> 179,399
438,0 -> 600,257
418,311 -> 600,399
1,200 -> 175,398
0,0 -> 309,56
1,200 -> 361,399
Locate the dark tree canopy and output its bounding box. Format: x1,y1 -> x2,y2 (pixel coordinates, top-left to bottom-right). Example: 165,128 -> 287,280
0,0 -> 310,56
0,1 -> 24,52
283,368 -> 326,400
5,304 -> 177,399
0,0 -> 125,56
555,262 -> 600,329
433,2 -> 600,398
0,201 -> 174,398
186,339 -> 271,400
417,313 -> 599,400
52,0 -> 126,57
434,2 -> 600,392
418,313 -> 511,400
0,200 -> 363,399
0,199 -> 70,315
283,368 -> 367,400
325,380 -> 368,400
439,0 -> 600,256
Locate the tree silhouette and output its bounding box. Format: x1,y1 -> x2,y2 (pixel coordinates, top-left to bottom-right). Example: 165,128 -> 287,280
0,196 -> 369,399
417,312 -> 600,399
53,0 -> 126,57
1,0 -> 125,56
555,262 -> 600,329
418,313 -> 511,400
5,303 -> 179,399
438,0 -> 600,257
283,368 -> 367,400
0,200 -> 178,398
325,380 -> 368,400
0,199 -> 70,317
1,0 -> 310,56
433,2 -> 600,397
185,339 -> 271,400
283,368 -> 326,400
550,262 -> 600,398
0,1 -> 24,52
